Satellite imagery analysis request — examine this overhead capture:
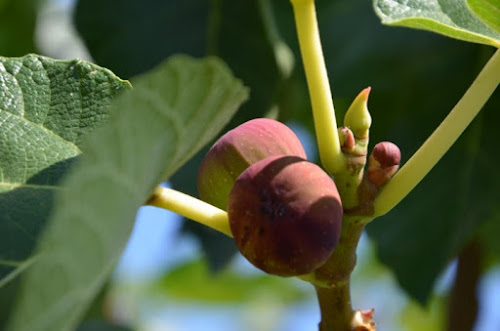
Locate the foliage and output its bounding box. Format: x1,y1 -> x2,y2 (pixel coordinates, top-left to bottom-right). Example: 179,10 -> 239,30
0,0 -> 498,329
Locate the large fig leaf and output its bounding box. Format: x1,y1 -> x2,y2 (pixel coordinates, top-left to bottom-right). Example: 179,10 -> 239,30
0,54 -> 130,326
373,0 -> 500,47
7,55 -> 248,331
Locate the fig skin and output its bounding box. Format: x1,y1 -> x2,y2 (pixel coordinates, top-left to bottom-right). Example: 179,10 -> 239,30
228,155 -> 343,277
198,118 -> 306,210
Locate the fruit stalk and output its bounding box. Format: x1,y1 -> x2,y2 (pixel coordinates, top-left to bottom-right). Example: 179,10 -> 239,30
146,187 -> 232,237
290,0 -> 344,174
315,282 -> 353,331
373,48 -> 500,217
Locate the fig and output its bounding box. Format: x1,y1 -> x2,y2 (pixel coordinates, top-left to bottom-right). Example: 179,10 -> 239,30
228,155 -> 343,277
367,141 -> 401,187
198,118 -> 306,210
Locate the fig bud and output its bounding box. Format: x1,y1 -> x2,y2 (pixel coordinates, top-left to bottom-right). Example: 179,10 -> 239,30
198,118 -> 306,210
367,141 -> 401,187
228,155 -> 343,277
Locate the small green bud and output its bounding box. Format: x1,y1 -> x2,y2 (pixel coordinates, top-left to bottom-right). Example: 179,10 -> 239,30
343,87 -> 372,139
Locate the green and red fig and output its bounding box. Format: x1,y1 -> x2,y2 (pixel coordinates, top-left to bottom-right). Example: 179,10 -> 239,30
228,155 -> 343,277
197,118 -> 306,210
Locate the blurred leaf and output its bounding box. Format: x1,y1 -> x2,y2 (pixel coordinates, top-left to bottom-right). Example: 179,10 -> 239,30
0,0 -> 38,56
467,0 -> 500,34
74,0 -> 209,79
477,206 -> 500,263
154,259 -> 308,303
368,90 -> 500,304
7,56 -> 248,331
76,320 -> 132,331
401,296 -> 446,331
0,54 -> 130,310
74,0 -> 283,120
373,0 -> 500,47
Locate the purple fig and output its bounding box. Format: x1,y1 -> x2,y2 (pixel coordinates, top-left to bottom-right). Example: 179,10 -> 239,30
228,155 -> 343,277
198,118 -> 306,210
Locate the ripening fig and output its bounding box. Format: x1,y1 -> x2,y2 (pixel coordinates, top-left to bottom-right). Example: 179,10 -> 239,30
228,155 -> 343,277
367,141 -> 401,187
197,118 -> 306,210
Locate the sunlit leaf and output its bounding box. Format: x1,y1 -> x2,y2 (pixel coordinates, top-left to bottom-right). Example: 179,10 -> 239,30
0,54 -> 130,289
467,0 -> 500,34
7,55 -> 248,331
373,0 -> 500,47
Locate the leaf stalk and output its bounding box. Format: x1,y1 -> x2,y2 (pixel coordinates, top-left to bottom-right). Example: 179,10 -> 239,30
290,0 -> 344,174
373,48 -> 500,217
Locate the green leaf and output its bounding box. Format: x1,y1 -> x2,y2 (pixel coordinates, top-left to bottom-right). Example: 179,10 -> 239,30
0,0 -> 38,56
76,321 -> 133,331
373,0 -> 500,47
478,206 -> 500,262
401,296 -> 446,330
467,0 -> 500,34
75,0 -> 289,269
74,0 -> 209,79
0,54 -> 130,287
152,259 -> 308,303
7,55 -> 248,331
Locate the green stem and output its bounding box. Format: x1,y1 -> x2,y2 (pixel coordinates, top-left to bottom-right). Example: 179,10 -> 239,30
146,187 -> 232,237
315,283 -> 353,331
373,48 -> 500,217
290,0 -> 344,174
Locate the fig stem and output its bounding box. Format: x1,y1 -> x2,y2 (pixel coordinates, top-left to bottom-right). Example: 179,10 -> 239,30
146,186 -> 232,237
373,47 -> 500,217
315,282 -> 353,331
290,0 -> 345,174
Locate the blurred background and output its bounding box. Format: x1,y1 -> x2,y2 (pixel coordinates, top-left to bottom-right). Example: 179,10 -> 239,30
2,0 -> 499,330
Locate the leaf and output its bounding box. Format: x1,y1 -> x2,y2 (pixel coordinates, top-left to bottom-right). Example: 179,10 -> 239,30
7,55 -> 248,331
262,0 -> 500,304
477,206 -> 500,263
75,0 -> 289,268
467,0 -> 500,34
74,0 -> 209,79
373,0 -> 500,47
367,88 -> 500,304
0,54 -> 130,288
0,0 -> 38,56
74,0 -> 284,120
152,259 -> 308,303
76,320 -> 133,331
401,296 -> 446,330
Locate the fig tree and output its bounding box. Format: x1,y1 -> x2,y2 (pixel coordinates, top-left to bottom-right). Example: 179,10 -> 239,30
228,155 -> 343,277
197,118 -> 306,210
